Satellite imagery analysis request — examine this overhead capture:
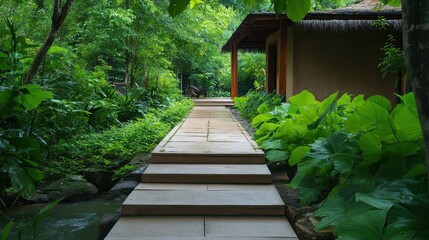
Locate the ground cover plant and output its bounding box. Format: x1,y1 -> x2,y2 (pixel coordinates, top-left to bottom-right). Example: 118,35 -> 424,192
240,90 -> 428,239
46,98 -> 193,180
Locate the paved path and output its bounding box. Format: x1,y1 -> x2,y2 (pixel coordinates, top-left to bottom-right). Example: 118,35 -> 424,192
105,106 -> 298,239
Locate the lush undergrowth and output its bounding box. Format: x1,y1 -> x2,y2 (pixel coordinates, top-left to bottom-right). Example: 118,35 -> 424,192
233,90 -> 283,121
237,90 -> 428,239
46,98 -> 193,180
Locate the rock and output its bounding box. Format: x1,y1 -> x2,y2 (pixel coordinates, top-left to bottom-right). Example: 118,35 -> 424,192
271,171 -> 290,183
83,170 -> 116,192
123,165 -> 147,182
107,180 -> 139,200
128,153 -> 151,165
98,210 -> 121,240
26,193 -> 49,203
295,214 -> 335,240
42,176 -> 98,202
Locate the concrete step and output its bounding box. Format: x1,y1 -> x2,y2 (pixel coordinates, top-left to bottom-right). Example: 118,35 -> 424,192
142,164 -> 271,184
193,98 -> 234,107
151,152 -> 265,164
105,216 -> 297,240
122,184 -> 284,216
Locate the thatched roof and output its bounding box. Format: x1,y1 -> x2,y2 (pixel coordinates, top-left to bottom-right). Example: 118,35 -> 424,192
221,0 -> 401,52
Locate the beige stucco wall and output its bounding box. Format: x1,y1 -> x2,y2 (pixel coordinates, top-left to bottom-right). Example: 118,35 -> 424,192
291,28 -> 398,103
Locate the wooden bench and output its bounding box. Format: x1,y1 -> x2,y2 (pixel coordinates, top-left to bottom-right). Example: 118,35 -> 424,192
188,85 -> 207,98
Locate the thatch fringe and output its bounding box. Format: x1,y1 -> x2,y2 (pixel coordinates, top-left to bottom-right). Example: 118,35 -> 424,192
295,19 -> 402,32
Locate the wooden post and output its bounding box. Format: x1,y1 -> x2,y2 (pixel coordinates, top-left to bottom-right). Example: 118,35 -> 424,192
278,20 -> 287,95
231,43 -> 238,98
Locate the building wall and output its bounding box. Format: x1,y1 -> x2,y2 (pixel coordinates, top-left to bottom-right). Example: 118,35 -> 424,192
291,28 -> 398,103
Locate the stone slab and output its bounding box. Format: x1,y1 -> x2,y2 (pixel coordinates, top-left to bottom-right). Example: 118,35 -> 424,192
104,216 -> 204,239
136,183 -> 208,191
122,188 -> 284,215
207,184 -> 277,191
105,216 -> 297,240
142,164 -> 271,183
205,217 -> 298,238
150,153 -> 265,164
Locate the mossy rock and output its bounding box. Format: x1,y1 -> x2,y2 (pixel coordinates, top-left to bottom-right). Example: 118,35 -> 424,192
43,176 -> 98,202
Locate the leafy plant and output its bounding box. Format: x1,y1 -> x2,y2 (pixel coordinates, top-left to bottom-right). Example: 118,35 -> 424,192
233,90 -> 283,121
237,90 -> 427,239
0,84 -> 53,198
46,98 -> 193,179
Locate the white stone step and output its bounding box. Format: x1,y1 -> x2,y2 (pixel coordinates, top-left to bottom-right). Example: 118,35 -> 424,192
142,164 -> 271,184
122,184 -> 284,216
105,216 -> 297,240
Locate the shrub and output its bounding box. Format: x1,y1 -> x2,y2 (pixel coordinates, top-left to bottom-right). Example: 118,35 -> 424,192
233,90 -> 283,121
240,90 -> 428,239
46,98 -> 193,179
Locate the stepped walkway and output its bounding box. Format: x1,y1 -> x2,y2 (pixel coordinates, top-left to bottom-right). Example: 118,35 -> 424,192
105,105 -> 298,239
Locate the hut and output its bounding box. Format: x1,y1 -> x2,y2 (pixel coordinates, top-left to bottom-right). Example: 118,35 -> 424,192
222,0 -> 403,103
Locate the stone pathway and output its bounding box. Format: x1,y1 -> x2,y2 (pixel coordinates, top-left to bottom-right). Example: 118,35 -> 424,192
105,106 -> 298,239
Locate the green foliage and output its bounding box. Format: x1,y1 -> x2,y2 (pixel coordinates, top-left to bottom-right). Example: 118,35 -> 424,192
252,90 -> 348,162
238,53 -> 266,95
379,35 -> 406,79
236,90 -> 427,239
0,84 -> 53,198
233,90 -> 283,121
46,98 -> 193,179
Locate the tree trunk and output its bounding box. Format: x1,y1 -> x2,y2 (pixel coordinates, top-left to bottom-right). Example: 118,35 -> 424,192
123,0 -> 131,84
130,41 -> 137,87
24,0 -> 74,84
402,0 -> 429,191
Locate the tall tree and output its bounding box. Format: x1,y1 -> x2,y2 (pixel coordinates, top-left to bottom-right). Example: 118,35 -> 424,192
401,0 -> 429,188
24,0 -> 74,84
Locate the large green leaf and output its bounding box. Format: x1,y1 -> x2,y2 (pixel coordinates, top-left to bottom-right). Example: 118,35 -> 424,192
398,92 -> 415,108
388,198 -> 429,240
272,0 -> 287,14
286,0 -> 311,22
266,149 -> 289,162
261,139 -> 282,150
168,0 -> 190,17
402,163 -> 427,178
288,90 -> 317,106
355,180 -> 416,211
254,122 -> 279,140
15,85 -> 53,110
251,113 -> 274,127
308,95 -> 337,130
273,119 -> 301,139
306,132 -> 359,175
314,196 -> 373,230
289,145 -> 310,166
8,166 -> 35,198
9,137 -> 42,163
392,105 -> 422,142
26,167 -> 44,182
367,95 -> 392,112
358,133 -> 382,166
344,102 -> 390,133
257,102 -> 271,114
335,210 -> 403,240
290,174 -> 326,204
